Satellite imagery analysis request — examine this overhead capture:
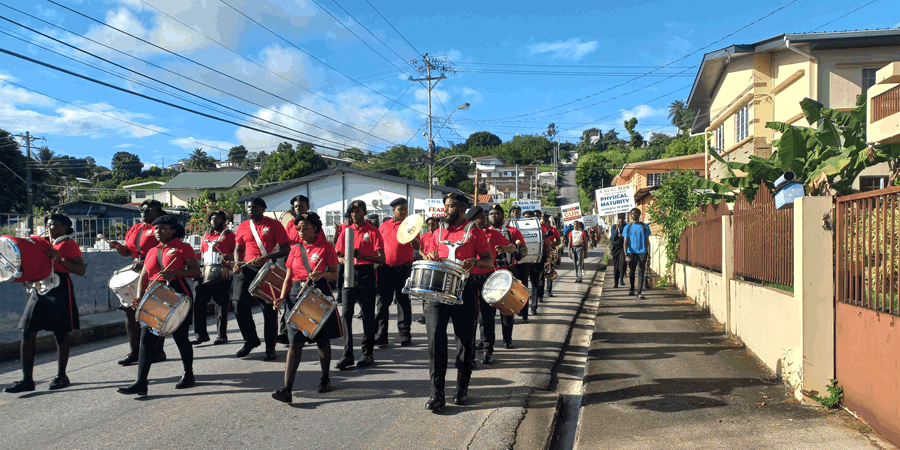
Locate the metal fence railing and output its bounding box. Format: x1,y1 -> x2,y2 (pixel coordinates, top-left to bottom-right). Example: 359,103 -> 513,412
677,202 -> 730,272
733,185 -> 794,287
835,185 -> 900,316
0,214 -> 37,237
72,217 -> 134,249
872,84 -> 900,123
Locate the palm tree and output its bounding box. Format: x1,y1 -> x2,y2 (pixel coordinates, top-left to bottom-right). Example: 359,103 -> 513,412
668,100 -> 686,134
189,148 -> 209,171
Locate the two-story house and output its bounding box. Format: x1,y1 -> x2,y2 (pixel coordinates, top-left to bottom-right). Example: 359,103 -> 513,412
469,155 -> 541,202
687,29 -> 900,191
611,153 -> 707,220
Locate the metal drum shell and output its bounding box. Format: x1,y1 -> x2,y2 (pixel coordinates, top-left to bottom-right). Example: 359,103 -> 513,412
403,260 -> 466,305
508,220 -> 543,264
286,284 -> 336,340
482,269 -> 528,316
136,284 -> 191,336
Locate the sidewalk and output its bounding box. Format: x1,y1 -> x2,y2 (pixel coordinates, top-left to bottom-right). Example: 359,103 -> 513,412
575,268 -> 884,450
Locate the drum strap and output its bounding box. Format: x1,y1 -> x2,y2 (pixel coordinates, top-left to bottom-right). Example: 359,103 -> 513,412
298,244 -> 313,275
249,220 -> 268,257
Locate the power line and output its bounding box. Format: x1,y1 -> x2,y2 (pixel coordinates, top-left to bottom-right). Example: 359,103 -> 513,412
362,0 -> 420,56
456,69 -> 696,77
810,0 -> 881,31
322,0 -> 414,63
454,61 -> 698,69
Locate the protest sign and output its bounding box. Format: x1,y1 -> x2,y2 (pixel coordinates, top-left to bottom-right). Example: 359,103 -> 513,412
583,215 -> 599,228
561,202 -> 583,225
416,199 -> 446,218
513,199 -> 541,212
595,185 -> 636,216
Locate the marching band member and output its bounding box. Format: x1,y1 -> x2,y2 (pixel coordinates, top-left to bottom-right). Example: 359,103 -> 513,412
108,199 -> 164,366
488,205 -> 526,349
334,200 -> 365,304
335,201 -> 385,370
416,216 -> 440,324
375,198 -> 419,348
271,213 -> 341,403
191,211 -> 234,345
232,198 -> 290,361
421,193 -> 492,412
118,215 -> 201,396
542,214 -> 561,297
4,214 -> 85,393
469,206 -> 515,365
525,211 -> 553,317
285,195 -> 310,245
510,207 -> 534,323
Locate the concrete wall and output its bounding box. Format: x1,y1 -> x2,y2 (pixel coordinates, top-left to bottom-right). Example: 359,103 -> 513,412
818,46 -> 900,110
673,263 -> 728,325
0,250 -> 127,327
772,49 -> 812,127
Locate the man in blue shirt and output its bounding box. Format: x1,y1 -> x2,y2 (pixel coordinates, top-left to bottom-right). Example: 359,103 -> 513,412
622,208 -> 651,299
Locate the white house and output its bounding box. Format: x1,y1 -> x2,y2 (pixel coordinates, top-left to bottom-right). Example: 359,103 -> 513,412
471,155 -> 541,202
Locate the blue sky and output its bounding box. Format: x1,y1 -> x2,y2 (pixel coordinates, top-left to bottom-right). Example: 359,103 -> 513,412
0,0 -> 897,170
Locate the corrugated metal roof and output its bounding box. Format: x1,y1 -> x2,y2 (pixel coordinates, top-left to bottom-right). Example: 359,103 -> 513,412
160,171 -> 250,190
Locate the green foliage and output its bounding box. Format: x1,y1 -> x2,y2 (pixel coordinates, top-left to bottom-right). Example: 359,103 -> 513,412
188,148 -> 213,171
810,379 -> 843,409
185,188 -> 253,231
465,131 -> 502,149
662,135 -> 706,159
342,147 -> 367,162
648,169 -> 712,282
499,197 -> 516,213
142,166 -> 163,177
0,129 -> 27,212
228,145 -> 247,161
257,142 -> 327,184
544,188 -> 558,207
624,117 -> 644,149
111,151 -> 143,182
499,134 -> 554,165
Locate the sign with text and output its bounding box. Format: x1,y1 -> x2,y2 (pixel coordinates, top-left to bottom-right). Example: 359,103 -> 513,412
595,185 -> 636,216
583,215 -> 599,228
513,200 -> 542,212
416,199 -> 446,218
561,202 -> 583,225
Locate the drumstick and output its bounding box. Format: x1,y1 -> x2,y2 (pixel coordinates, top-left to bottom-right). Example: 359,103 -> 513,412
138,251 -> 182,307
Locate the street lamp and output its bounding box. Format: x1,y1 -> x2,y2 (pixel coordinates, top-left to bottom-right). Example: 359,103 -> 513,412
429,103 -> 470,198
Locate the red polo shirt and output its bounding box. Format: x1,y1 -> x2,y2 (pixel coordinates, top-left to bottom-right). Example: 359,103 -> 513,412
124,221 -> 158,260
287,239 -> 339,281
145,239 -> 196,281
235,216 -> 289,262
50,238 -> 81,274
335,222 -> 383,266
379,217 -> 415,266
427,221 -> 490,262
472,227 -> 510,275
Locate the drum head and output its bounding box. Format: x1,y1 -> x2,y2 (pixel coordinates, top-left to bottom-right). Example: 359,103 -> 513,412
109,266 -> 141,288
483,270 -> 513,303
160,295 -> 191,336
0,236 -> 23,282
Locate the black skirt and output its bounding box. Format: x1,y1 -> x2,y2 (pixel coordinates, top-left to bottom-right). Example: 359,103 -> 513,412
285,278 -> 342,344
19,273 -> 80,334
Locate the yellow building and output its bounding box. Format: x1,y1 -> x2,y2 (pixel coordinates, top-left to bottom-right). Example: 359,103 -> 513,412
687,29 -> 900,191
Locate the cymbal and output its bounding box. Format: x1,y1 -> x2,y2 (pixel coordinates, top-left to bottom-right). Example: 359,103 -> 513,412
397,214 -> 424,244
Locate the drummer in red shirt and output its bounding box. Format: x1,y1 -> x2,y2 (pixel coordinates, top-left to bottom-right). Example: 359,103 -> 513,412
4,214 -> 86,393
191,211 -> 235,346
469,206 -> 516,365
335,201 -> 384,370
118,215 -> 201,396
487,204 -> 526,350
375,198 -> 420,348
415,216 -> 440,325
108,199 -> 163,366
421,193 -> 492,412
542,214 -> 561,297
232,198 -> 290,361
271,213 -> 342,404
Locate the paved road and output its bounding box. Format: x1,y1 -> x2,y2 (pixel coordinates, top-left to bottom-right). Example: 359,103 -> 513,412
0,252 -> 604,450
557,163 -> 579,207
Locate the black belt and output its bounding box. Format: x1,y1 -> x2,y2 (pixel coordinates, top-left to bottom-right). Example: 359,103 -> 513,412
470,273 -> 491,281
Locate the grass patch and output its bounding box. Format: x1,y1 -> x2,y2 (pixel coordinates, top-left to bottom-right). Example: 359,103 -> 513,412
765,282 -> 794,293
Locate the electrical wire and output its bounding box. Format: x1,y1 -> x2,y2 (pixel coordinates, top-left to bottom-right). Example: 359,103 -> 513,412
324,0 -> 414,62
362,0 -> 420,56
810,0 -> 882,31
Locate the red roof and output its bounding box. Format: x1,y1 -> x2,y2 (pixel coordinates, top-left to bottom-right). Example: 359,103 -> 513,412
477,194 -> 492,204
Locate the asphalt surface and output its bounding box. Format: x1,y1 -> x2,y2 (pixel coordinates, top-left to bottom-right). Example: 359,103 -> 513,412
0,251 -> 603,450
575,269 -> 882,450
557,163 -> 579,208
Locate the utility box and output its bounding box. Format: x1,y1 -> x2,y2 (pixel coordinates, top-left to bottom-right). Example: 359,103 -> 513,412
775,181 -> 805,209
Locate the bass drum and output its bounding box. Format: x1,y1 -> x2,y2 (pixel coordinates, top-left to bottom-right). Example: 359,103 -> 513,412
279,210 -> 297,234
508,219 -> 543,264
0,236 -> 53,283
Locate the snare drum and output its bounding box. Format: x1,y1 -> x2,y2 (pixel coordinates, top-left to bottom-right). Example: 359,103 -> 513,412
201,249 -> 232,284
108,265 -> 142,307
0,235 -> 54,283
286,284 -> 337,340
402,260 -> 467,305
482,269 -> 528,316
136,283 -> 192,336
248,260 -> 288,303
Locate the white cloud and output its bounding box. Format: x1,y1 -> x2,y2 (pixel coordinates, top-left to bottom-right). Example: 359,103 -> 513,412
113,143 -> 139,148
457,87 -> 483,103
168,137 -> 238,152
526,38 -> 599,61
619,105 -> 667,122
414,88 -> 450,104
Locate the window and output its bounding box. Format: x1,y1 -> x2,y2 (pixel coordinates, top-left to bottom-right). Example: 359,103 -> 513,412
325,211 -> 342,226
862,68 -> 878,93
715,124 -> 725,151
859,176 -> 888,192
646,172 -> 666,187
134,190 -> 145,199
735,103 -> 749,142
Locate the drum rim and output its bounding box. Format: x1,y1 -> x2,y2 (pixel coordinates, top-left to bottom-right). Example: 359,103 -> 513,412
108,266 -> 141,287
247,260 -> 273,292
138,283 -> 189,336
0,236 -> 24,281
411,259 -> 466,276
483,270 -> 513,302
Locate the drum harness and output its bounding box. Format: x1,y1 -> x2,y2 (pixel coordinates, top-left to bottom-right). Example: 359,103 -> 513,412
436,221 -> 477,281
489,225 -> 514,270
202,228 -> 232,265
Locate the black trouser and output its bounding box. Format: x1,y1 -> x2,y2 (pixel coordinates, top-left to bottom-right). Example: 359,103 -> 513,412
231,265 -> 277,350
513,263 -> 532,320
628,252 -> 649,294
376,263 -> 413,340
425,274 -> 482,395
193,280 -> 230,339
476,273 -> 498,352
340,265 -> 377,358
611,246 -> 626,284
136,279 -> 193,384
528,260 -> 546,313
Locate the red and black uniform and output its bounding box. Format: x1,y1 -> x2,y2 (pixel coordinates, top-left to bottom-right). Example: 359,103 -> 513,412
375,218 -> 416,344
135,239 -> 196,383
232,217 -> 289,351
492,224 -> 525,346
121,222 -> 161,357
475,227 -> 511,354
284,240 -> 342,344
18,237 -> 80,335
544,224 -> 561,296
527,223 -> 555,315
424,221 -> 490,397
193,228 -> 235,341
335,222 -> 383,360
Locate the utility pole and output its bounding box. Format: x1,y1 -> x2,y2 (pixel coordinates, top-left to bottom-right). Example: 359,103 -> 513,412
14,131 -> 45,234
410,53 -> 454,198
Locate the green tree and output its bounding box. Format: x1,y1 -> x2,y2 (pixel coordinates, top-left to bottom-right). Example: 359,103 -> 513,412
142,166 -> 163,177
668,100 -> 696,136
648,169 -> 713,282
499,135 -> 554,165
342,147 -> 367,162
228,145 -> 247,161
624,117 -> 645,149
0,129 -> 27,213
661,135 -> 706,159
465,131 -> 502,149
189,148 -> 211,171
257,142 -> 327,183
545,123 -> 558,141
111,151 -> 143,181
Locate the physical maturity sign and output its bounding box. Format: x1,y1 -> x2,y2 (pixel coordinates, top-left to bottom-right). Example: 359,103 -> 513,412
561,202 -> 583,225
595,185 -> 636,216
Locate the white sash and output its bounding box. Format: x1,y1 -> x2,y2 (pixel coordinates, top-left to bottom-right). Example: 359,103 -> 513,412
249,221 -> 268,257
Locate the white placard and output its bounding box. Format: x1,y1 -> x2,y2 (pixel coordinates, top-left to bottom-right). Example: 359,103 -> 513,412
561,202 -> 583,225
513,200 -> 542,212
583,215 -> 599,228
595,185 -> 636,216
416,199 -> 446,218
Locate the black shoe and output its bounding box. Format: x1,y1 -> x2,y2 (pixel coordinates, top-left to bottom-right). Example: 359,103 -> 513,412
374,336 -> 389,348
416,315 -> 426,324
356,355 -> 374,368
530,309 -> 538,316
275,333 -> 288,345
116,382 -> 148,396
271,387 -> 292,404
48,375 -> 70,390
154,352 -> 167,363
118,353 -> 138,366
190,336 -> 210,345
335,356 -> 355,371
453,387 -> 469,405
425,393 -> 446,412
475,342 -> 484,351
504,341 -> 514,349
482,351 -> 493,365
235,341 -> 261,358
628,290 -> 635,296
214,336 -> 228,345
316,378 -> 331,393
4,380 -> 35,393
521,316 -> 529,324
263,349 -> 278,361
400,336 -> 411,347
547,292 -> 554,297
174,372 -> 195,389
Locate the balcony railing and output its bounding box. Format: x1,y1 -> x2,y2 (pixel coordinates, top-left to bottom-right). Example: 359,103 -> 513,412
872,85 -> 900,123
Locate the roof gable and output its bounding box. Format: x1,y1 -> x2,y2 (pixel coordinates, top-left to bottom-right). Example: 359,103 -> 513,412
160,171 -> 250,190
